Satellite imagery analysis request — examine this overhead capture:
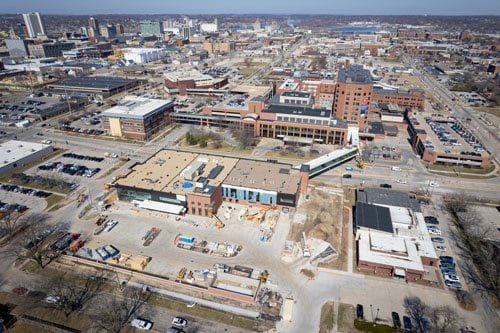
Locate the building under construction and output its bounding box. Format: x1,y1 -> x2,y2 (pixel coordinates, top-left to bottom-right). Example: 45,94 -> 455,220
114,149 -> 309,217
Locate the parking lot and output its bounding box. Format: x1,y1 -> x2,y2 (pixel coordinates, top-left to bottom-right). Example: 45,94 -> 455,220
0,92 -> 84,125
420,201 -> 468,292
419,115 -> 486,156
0,183 -> 52,198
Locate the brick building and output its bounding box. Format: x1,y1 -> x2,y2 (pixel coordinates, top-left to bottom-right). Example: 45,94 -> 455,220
100,97 -> 173,140
372,88 -> 425,110
333,65 -> 374,129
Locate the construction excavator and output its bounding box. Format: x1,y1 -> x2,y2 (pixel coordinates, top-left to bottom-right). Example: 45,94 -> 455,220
356,156 -> 365,169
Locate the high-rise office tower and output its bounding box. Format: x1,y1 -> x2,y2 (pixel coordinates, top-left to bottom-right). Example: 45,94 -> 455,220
140,21 -> 162,36
89,17 -> 100,36
332,65 -> 373,129
22,12 -> 46,38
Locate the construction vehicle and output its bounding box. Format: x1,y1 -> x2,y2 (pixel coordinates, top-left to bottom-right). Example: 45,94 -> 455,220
142,227 -> 161,246
212,215 -> 225,229
356,156 -> 365,169
176,267 -> 187,282
259,270 -> 269,283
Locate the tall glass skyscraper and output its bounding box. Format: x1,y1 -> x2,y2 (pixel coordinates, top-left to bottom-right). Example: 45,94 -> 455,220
22,12 -> 46,38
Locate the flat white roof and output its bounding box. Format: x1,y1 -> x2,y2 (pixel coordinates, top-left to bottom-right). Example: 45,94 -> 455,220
138,199 -> 185,215
303,147 -> 358,170
371,204 -> 437,260
164,69 -> 213,82
100,96 -> 172,119
358,229 -> 425,272
0,140 -> 50,169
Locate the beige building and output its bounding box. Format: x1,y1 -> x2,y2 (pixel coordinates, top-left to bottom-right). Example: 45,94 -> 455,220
203,39 -> 235,55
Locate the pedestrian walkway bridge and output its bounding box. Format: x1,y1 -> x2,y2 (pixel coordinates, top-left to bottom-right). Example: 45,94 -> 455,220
295,147 -> 359,178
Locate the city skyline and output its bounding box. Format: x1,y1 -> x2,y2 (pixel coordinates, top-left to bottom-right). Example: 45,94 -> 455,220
2,0 -> 500,15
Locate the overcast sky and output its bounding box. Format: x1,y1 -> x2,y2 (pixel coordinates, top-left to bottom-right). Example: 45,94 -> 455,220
2,0 -> 499,15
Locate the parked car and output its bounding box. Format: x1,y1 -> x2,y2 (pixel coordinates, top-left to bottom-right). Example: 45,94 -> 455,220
445,280 -> 462,289
439,256 -> 454,262
104,220 -> 118,232
439,263 -> 456,271
444,274 -> 460,283
343,174 -> 352,179
213,263 -> 230,272
441,268 -> 457,276
172,317 -> 188,328
131,318 -> 153,330
45,295 -> 60,304
435,245 -> 447,252
431,237 -> 445,243
403,315 -> 412,332
427,227 -> 442,235
380,183 -> 392,189
392,312 -> 402,329
424,216 -> 439,224
356,304 -> 364,320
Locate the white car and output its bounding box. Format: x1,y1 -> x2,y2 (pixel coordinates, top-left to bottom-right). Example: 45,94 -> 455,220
391,166 -> 402,171
396,179 -> 407,184
427,227 -> 442,235
45,295 -> 60,304
444,274 -> 460,283
131,318 -> 153,330
172,317 -> 188,328
435,245 -> 447,252
104,220 -> 118,232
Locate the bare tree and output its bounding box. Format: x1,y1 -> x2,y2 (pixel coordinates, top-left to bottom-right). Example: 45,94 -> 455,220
10,219 -> 54,269
92,286 -> 151,333
0,211 -> 22,237
404,296 -> 429,333
428,305 -> 463,333
446,202 -> 499,301
44,272 -> 106,318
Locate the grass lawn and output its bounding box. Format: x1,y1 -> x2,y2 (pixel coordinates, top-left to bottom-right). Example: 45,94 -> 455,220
428,163 -> 496,177
399,73 -> 424,89
44,194 -> 65,211
235,61 -> 266,68
239,68 -> 258,76
15,261 -> 271,332
179,138 -> 254,155
319,302 -> 335,333
97,159 -> 128,180
7,321 -> 55,333
354,319 -> 395,333
472,106 -> 500,118
150,294 -> 268,331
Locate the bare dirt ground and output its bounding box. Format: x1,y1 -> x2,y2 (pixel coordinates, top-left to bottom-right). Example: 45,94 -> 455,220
289,188 -> 342,247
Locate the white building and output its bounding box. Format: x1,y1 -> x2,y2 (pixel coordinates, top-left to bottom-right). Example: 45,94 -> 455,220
22,12 -> 46,38
123,48 -> 166,65
200,23 -> 218,33
0,140 -> 53,176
